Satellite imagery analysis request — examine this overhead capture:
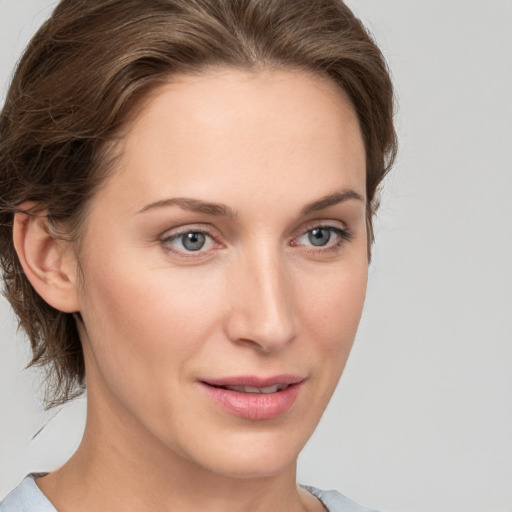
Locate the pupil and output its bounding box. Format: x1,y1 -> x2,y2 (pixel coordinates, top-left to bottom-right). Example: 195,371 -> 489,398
308,228 -> 331,246
182,232 -> 206,251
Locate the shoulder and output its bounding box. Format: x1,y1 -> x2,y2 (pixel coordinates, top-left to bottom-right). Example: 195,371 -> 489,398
1,477 -> 382,512
0,474 -> 56,512
302,485 -> 382,512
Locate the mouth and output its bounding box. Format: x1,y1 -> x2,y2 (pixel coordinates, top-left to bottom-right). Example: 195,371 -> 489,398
199,375 -> 305,420
206,383 -> 291,394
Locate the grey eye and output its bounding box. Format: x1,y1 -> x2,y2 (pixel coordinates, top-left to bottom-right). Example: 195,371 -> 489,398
307,228 -> 332,246
181,232 -> 206,251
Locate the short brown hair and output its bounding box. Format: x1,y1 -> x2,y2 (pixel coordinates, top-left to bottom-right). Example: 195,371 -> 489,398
0,0 -> 397,408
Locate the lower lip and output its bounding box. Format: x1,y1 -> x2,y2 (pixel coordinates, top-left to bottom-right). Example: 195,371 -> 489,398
199,382 -> 303,420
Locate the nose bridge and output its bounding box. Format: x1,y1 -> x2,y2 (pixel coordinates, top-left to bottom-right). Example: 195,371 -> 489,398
226,240 -> 296,351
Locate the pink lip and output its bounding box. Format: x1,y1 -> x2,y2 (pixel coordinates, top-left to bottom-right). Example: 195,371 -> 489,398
199,375 -> 305,421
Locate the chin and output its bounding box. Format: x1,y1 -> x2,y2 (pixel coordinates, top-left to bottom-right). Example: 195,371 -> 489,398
205,452 -> 298,480
175,425 -> 310,480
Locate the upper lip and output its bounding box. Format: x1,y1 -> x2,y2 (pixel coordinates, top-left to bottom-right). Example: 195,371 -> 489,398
200,375 -> 305,388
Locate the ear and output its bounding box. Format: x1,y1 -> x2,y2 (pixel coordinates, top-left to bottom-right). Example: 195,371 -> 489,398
13,203 -> 80,313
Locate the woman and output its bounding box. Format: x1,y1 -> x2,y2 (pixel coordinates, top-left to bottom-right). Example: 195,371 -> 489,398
0,0 -> 396,511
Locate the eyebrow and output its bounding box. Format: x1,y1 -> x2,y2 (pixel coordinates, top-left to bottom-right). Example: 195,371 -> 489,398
137,188 -> 364,218
300,189 -> 365,215
137,197 -> 237,218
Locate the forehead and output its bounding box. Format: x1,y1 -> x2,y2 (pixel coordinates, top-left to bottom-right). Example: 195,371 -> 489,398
97,67 -> 366,214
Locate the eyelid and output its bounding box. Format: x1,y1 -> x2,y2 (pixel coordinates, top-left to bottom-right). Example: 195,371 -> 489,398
160,223 -> 218,240
293,218 -> 350,240
298,218 -> 348,232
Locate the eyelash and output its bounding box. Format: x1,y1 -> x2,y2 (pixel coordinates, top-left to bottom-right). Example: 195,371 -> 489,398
161,224 -> 352,258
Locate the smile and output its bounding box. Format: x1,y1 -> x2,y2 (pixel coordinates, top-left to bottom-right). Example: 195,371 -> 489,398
199,375 -> 305,420
212,384 -> 289,394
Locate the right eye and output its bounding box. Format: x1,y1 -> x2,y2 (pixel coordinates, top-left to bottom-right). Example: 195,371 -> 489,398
163,230 -> 215,254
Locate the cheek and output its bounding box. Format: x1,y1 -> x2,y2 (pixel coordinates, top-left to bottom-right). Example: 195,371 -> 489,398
300,262 -> 367,339
295,255 -> 368,383
77,248 -> 226,394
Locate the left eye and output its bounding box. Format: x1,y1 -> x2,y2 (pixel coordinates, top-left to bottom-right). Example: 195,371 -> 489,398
165,231 -> 214,252
295,226 -> 348,248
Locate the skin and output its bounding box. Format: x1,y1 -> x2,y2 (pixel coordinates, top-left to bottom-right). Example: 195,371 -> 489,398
24,68 -> 368,512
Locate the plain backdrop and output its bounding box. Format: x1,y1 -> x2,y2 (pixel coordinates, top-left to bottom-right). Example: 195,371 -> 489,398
1,1 -> 511,511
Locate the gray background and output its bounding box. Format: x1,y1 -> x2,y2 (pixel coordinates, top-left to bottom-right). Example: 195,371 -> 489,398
1,1 -> 511,511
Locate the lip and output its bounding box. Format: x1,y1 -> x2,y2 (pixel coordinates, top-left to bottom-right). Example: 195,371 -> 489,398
199,375 -> 305,421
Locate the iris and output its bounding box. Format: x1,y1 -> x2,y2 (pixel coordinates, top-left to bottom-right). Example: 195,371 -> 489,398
181,232 -> 206,251
308,228 -> 331,246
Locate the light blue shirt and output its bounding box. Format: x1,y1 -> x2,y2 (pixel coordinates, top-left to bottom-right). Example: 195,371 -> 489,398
0,475 -> 54,512
1,475 -> 380,512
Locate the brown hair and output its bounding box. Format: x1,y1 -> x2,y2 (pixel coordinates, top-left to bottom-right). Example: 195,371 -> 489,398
0,0 -> 397,408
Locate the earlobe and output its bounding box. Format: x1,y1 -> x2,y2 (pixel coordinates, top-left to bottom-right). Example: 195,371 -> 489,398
13,203 -> 80,313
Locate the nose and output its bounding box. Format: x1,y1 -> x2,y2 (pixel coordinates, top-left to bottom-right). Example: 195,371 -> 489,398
224,245 -> 297,353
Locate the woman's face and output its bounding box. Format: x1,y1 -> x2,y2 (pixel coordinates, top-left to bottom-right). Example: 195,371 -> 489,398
75,68 -> 367,478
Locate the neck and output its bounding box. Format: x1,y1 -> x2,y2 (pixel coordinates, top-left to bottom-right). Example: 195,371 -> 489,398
36,388 -> 316,512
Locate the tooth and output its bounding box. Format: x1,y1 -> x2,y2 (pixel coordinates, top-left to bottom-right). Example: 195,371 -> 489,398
260,385 -> 279,394
243,386 -> 261,393
224,385 -> 245,392
224,385 -> 280,393
223,384 -> 289,393
224,385 -> 259,393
